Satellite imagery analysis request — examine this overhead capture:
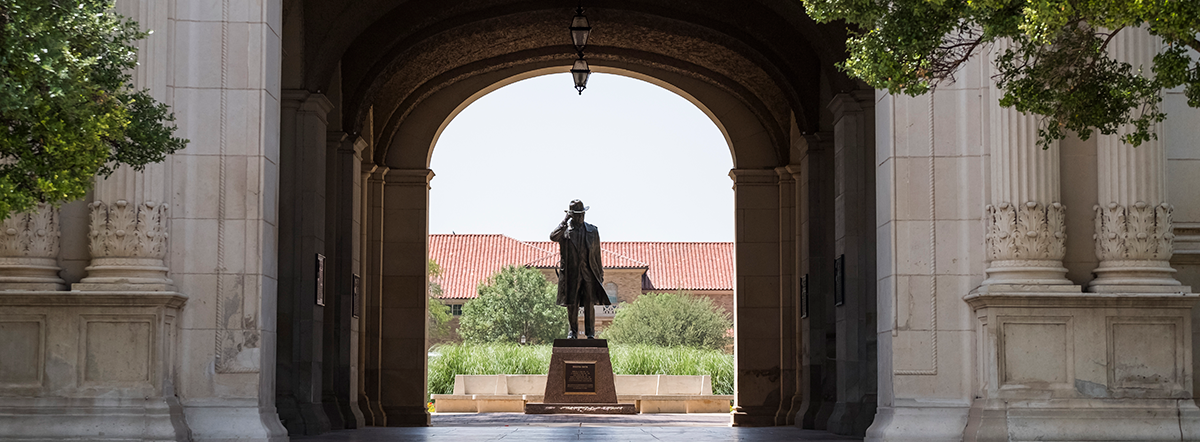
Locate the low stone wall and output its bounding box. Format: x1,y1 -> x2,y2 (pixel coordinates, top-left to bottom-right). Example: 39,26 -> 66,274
432,374 -> 732,413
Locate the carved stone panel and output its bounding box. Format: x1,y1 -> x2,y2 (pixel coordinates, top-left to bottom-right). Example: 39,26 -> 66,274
0,204 -> 66,290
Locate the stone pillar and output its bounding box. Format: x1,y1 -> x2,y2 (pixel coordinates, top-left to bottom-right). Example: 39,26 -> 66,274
360,166 -> 387,426
275,90 -> 333,435
729,168 -> 782,427
981,61 -> 1074,288
827,93 -> 878,436
1090,28 -> 1185,292
378,168 -> 433,427
321,133 -> 366,429
796,133 -> 836,430
0,204 -> 66,290
775,166 -> 797,426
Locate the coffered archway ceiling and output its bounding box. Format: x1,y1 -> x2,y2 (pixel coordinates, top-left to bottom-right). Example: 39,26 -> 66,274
297,0 -> 856,166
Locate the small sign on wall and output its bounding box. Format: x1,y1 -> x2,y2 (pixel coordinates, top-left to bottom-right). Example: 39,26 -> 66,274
352,273 -> 361,318
315,254 -> 326,307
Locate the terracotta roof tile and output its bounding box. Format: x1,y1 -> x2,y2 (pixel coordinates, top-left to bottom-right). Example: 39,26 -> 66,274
428,234 -> 552,299
603,242 -> 735,292
428,234 -> 733,300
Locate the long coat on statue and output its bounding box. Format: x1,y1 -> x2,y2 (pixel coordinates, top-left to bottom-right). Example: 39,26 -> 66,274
550,221 -> 610,307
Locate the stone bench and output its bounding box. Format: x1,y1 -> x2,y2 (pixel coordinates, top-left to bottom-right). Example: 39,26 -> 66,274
431,374 -> 732,413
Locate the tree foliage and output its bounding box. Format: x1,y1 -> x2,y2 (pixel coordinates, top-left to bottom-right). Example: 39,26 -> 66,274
803,0 -> 1200,148
457,265 -> 566,345
601,292 -> 732,350
0,0 -> 186,217
428,259 -> 452,340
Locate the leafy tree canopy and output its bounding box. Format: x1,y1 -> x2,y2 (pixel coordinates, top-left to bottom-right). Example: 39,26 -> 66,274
601,292 -> 732,350
803,0 -> 1199,148
457,265 -> 566,345
0,0 -> 186,217
428,259 -> 452,340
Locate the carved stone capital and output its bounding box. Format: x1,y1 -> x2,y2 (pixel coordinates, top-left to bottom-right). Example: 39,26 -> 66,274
0,204 -> 65,290
983,201 -> 1071,285
1090,202 -> 1183,290
76,200 -> 172,291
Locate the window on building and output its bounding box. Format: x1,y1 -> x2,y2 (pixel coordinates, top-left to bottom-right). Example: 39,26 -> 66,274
450,304 -> 463,316
604,282 -> 618,304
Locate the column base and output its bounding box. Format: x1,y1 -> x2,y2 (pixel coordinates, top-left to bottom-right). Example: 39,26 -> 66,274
826,395 -> 877,436
732,405 -> 779,426
1089,260 -> 1187,292
379,405 -> 430,427
182,400 -> 288,442
966,398 -> 1200,441
0,397 -> 190,441
76,257 -> 173,291
0,257 -> 66,291
982,260 -> 1074,286
865,403 -> 970,442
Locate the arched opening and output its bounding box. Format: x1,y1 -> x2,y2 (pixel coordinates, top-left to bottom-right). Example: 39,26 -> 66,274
274,0 -> 878,437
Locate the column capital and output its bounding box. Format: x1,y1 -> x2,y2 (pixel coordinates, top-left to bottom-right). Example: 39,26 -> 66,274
729,168 -> 779,186
775,166 -> 797,183
282,90 -> 334,116
383,168 -> 434,186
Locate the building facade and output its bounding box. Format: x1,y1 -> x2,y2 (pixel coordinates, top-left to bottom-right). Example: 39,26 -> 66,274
0,1 -> 1198,441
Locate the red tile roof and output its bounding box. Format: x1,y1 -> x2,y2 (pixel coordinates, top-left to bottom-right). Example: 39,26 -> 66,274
604,242 -> 735,292
428,234 -> 552,299
428,234 -> 734,300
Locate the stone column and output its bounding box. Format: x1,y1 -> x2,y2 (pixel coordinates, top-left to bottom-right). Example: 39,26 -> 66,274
981,56 -> 1073,288
0,204 -> 66,290
378,168 -> 433,427
74,0 -> 174,292
796,133 -> 836,430
827,93 -> 878,435
775,166 -> 797,426
360,166 -> 387,425
729,168 -> 782,427
275,90 -> 333,435
321,133 -> 366,429
1090,28 -> 1185,292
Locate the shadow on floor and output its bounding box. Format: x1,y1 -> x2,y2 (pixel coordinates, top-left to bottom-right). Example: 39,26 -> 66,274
293,413 -> 864,441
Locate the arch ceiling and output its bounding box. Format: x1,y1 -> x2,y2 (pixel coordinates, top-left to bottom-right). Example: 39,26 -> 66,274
295,0 -> 855,167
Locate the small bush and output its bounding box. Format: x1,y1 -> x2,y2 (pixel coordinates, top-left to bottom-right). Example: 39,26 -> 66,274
601,292 -> 732,350
457,266 -> 566,344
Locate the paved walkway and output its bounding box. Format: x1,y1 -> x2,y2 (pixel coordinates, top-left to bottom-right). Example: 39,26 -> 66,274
294,413 -> 863,441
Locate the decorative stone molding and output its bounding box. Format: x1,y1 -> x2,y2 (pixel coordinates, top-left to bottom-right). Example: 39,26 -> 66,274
87,200 -> 169,259
983,201 -> 1071,285
1090,201 -> 1182,289
75,199 -> 172,290
0,204 -> 66,290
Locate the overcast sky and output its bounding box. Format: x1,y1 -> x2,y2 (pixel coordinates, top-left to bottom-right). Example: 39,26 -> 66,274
428,73 -> 734,243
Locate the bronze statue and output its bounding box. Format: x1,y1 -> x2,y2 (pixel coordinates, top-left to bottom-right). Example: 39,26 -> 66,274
550,199 -> 610,339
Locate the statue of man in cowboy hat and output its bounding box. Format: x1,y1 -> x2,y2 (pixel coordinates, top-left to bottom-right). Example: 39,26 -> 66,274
550,199 -> 610,339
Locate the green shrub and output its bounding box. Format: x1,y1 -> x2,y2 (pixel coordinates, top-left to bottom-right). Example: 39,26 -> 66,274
427,343 -> 734,400
457,266 -> 566,344
601,292 -> 732,350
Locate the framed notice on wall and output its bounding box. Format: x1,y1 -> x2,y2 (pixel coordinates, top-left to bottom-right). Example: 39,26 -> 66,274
315,254 -> 326,307
352,274 -> 361,318
834,254 -> 845,307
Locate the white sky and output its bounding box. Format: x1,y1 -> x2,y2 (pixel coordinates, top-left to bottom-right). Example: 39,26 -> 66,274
428,73 -> 734,243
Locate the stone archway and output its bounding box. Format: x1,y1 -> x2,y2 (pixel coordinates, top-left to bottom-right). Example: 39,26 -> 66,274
275,0 -> 878,435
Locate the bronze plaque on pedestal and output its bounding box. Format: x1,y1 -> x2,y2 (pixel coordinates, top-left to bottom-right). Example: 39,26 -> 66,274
565,362 -> 596,394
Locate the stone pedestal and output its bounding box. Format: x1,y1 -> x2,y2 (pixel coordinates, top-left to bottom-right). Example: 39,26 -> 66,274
524,339 -> 636,415
963,289 -> 1200,440
0,291 -> 189,441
